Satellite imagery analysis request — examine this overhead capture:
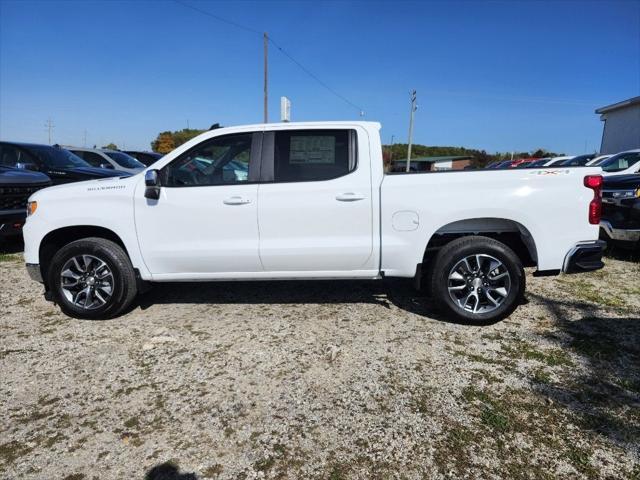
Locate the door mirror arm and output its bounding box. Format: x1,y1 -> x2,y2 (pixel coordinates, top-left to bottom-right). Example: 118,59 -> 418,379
144,169 -> 161,200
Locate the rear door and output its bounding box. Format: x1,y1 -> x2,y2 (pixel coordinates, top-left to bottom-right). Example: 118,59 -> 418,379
257,127 -> 375,273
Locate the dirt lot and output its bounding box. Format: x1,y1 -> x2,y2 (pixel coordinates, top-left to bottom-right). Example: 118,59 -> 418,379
1,247 -> 639,480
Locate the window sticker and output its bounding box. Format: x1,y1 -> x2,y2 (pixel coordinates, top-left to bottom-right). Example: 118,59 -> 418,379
289,136 -> 336,164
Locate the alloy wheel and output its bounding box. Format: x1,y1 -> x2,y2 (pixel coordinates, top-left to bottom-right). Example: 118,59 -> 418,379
60,254 -> 114,310
447,254 -> 511,314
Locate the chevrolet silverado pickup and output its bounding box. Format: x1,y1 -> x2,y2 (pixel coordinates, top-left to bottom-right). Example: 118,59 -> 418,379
23,121 -> 606,322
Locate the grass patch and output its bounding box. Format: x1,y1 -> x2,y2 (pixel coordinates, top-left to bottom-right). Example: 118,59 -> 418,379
532,368 -> 551,384
0,253 -> 21,262
0,440 -> 34,464
502,340 -> 573,367
480,405 -> 510,432
202,464 -> 224,477
253,456 -> 275,472
557,277 -> 628,309
566,445 -> 596,478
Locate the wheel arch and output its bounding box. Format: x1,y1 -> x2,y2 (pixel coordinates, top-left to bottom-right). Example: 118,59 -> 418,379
39,225 -> 130,285
422,217 -> 538,270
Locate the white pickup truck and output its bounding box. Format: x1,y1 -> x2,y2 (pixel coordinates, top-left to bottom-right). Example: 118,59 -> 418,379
23,121 -> 606,323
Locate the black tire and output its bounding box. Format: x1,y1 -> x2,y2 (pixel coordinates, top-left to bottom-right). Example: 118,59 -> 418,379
430,235 -> 525,324
47,237 -> 137,319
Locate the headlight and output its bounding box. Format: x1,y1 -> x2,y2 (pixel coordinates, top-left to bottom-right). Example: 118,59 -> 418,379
27,201 -> 38,216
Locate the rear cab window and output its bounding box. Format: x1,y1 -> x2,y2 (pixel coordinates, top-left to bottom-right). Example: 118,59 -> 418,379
265,129 -> 357,183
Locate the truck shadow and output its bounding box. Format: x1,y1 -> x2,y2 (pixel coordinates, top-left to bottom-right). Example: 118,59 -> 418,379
135,278 -> 465,324
144,461 -> 198,479
527,292 -> 640,450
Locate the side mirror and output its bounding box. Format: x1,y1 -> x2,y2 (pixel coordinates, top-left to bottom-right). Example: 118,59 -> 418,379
16,162 -> 39,171
144,169 -> 161,200
100,163 -> 115,170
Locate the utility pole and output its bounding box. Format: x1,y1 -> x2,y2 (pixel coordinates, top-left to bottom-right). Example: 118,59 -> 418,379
406,90 -> 417,172
390,134 -> 395,160
264,32 -> 269,123
45,118 -> 55,145
83,129 -> 87,147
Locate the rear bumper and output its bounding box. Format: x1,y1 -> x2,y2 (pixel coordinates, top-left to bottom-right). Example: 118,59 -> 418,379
562,240 -> 606,274
600,220 -> 640,243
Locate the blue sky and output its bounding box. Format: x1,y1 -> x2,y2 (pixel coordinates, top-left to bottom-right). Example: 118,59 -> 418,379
0,0 -> 638,153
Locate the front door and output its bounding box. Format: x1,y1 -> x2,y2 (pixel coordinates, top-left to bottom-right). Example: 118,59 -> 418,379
134,132 -> 262,277
257,128 -> 375,273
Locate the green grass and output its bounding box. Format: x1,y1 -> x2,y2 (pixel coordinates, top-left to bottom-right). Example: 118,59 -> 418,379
0,253 -> 21,262
501,340 -> 573,367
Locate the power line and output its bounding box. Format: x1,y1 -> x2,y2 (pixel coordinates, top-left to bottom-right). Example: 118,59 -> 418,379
173,0 -> 261,35
268,36 -> 364,114
172,0 -> 364,115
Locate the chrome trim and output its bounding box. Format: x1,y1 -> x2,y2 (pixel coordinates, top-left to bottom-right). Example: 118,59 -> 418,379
600,221 -> 640,242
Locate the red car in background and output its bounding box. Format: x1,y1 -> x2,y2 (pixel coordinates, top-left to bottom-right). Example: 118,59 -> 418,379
509,157 -> 540,168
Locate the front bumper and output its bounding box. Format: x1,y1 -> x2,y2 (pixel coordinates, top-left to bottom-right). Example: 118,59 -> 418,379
600,220 -> 640,243
0,210 -> 27,238
26,263 -> 43,283
563,240 -> 606,274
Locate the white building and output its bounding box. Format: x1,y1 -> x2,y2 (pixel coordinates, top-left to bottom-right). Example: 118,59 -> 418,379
595,96 -> 640,154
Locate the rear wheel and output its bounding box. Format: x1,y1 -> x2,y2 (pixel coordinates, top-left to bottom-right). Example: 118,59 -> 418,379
48,237 -> 137,319
430,236 -> 525,323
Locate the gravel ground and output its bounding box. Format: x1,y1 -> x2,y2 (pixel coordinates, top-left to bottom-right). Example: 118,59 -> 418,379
1,247 -> 639,480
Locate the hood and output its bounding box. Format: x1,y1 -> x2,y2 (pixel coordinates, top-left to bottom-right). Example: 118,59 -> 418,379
48,166 -> 130,178
603,174 -> 640,189
0,166 -> 51,185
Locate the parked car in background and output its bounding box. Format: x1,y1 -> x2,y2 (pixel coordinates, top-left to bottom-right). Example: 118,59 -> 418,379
586,154 -> 612,166
0,166 -> 51,238
124,151 -> 163,166
523,158 -> 551,168
600,174 -> 640,249
599,149 -> 640,176
68,147 -> 145,174
24,121 -> 605,323
543,156 -> 574,166
559,154 -> 596,167
0,142 -> 127,185
509,158 -> 539,168
486,160 -> 512,169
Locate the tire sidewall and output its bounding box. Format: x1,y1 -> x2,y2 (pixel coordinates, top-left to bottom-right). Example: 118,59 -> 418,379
433,240 -> 524,324
48,240 -> 128,319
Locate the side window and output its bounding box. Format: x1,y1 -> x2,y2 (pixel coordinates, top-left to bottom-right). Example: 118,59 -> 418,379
0,145 -> 20,166
163,133 -> 254,187
81,152 -> 106,167
0,145 -> 37,167
272,129 -> 356,182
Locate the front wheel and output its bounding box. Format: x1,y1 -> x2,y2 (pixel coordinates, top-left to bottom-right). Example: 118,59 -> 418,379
430,236 -> 525,324
47,237 -> 138,319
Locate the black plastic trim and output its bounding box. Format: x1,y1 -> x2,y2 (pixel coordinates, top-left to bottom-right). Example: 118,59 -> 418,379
532,269 -> 561,277
564,240 -> 607,274
25,263 -> 43,283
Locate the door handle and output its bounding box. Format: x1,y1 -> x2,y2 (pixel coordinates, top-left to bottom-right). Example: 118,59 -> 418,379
223,196 -> 252,205
335,192 -> 365,202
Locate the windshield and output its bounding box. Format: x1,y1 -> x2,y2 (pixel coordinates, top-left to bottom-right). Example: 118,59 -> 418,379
30,146 -> 90,168
104,151 -> 145,169
600,152 -> 640,173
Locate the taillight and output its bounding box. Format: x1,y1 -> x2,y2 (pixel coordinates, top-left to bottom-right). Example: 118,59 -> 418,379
583,175 -> 603,225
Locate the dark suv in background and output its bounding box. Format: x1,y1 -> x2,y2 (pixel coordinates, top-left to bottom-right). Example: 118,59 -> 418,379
0,166 -> 51,239
0,142 -> 128,185
600,174 -> 640,250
